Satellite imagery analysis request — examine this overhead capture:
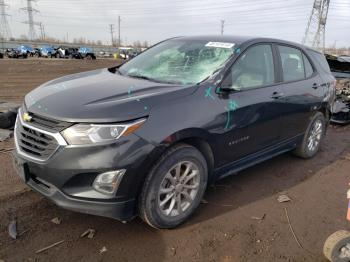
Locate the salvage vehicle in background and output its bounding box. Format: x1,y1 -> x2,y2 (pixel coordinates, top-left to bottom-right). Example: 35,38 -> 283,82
35,46 -> 56,58
99,50 -> 113,58
78,47 -> 96,60
55,46 -> 81,59
5,45 -> 31,59
13,36 -> 335,229
325,54 -> 350,125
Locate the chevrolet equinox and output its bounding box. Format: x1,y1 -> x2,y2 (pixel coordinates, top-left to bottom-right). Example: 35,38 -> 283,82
13,36 -> 336,228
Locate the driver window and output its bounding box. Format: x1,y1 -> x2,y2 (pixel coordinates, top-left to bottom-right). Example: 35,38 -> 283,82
228,44 -> 275,90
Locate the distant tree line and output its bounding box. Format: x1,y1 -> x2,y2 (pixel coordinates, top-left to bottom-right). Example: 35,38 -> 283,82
2,35 -> 149,48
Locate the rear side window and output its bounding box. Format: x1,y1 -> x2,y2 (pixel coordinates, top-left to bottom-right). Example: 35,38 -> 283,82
229,44 -> 275,90
308,50 -> 331,73
303,54 -> 314,78
278,45 -> 305,82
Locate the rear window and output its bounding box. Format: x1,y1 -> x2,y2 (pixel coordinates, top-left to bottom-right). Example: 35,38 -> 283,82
308,50 -> 331,73
278,45 -> 305,82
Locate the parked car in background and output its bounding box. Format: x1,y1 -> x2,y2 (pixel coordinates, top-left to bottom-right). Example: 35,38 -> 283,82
13,36 -> 336,229
78,47 -> 96,60
99,50 -> 113,58
128,49 -> 142,59
55,46 -> 81,59
37,46 -> 56,58
0,52 -> 3,59
20,45 -> 34,57
5,45 -> 31,59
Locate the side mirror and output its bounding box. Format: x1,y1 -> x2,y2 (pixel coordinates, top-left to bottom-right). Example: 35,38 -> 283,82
219,72 -> 242,92
220,73 -> 235,91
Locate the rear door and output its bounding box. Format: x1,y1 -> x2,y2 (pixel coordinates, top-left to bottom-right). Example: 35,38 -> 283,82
275,44 -> 324,140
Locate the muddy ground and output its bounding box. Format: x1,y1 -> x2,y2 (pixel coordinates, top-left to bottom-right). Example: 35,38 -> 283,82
0,59 -> 349,262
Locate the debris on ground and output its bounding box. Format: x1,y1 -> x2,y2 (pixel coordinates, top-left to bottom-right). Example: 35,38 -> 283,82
80,229 -> 96,239
0,129 -> 13,142
8,220 -> 17,239
99,246 -> 107,254
251,214 -> 266,221
18,228 -> 30,237
284,207 -> 303,249
51,217 -> 61,225
35,240 -> 65,254
201,199 -> 209,204
277,194 -> 292,203
344,154 -> 350,161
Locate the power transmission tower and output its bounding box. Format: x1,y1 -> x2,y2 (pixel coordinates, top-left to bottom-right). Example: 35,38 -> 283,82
0,0 -> 12,40
117,16 -> 121,47
302,0 -> 330,52
220,20 -> 225,35
109,24 -> 115,46
20,0 -> 40,40
39,22 -> 45,40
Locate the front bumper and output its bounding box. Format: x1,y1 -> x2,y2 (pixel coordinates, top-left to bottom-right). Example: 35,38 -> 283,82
12,151 -> 139,221
12,130 -> 156,221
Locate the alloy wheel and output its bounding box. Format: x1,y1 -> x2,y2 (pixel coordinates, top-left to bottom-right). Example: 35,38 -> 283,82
158,161 -> 200,217
307,119 -> 323,153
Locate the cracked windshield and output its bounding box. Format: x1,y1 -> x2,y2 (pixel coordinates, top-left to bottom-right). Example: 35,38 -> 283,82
119,39 -> 235,85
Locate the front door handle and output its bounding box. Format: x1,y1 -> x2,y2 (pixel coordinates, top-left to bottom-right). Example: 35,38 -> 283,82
312,83 -> 320,89
271,92 -> 284,99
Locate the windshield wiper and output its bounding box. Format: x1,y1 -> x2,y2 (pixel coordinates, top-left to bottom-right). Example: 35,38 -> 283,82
128,74 -> 154,81
127,74 -> 179,85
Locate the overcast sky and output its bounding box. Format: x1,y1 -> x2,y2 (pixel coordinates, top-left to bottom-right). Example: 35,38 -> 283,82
4,0 -> 350,47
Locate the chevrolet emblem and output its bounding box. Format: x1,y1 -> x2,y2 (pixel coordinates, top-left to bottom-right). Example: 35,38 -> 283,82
23,112 -> 33,122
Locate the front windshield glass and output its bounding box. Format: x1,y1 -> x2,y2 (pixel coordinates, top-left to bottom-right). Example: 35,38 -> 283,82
119,39 -> 235,85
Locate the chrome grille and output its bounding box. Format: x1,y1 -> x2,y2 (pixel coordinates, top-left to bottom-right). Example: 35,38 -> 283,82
26,113 -> 72,132
15,110 -> 67,161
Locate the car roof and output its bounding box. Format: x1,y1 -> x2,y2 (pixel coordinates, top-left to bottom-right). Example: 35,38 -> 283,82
173,35 -> 309,50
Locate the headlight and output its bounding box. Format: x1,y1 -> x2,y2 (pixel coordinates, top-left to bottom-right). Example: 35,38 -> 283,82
61,118 -> 146,145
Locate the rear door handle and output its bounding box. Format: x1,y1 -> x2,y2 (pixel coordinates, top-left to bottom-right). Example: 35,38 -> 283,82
271,92 -> 284,99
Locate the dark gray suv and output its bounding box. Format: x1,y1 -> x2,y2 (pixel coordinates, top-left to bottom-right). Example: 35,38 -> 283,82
13,36 -> 336,228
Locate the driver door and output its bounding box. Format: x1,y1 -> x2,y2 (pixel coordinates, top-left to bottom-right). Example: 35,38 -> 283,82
215,44 -> 284,165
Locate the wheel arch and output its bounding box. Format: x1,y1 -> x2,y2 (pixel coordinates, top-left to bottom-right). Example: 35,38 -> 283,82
135,129 -> 216,200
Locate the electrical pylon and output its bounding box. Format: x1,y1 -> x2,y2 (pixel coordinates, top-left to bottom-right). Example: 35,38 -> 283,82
0,0 -> 12,40
20,0 -> 40,40
302,0 -> 331,52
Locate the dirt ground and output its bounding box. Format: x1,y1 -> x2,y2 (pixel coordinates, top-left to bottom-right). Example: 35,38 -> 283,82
0,59 -> 350,262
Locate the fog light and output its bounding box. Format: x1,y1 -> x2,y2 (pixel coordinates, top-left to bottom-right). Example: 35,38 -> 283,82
93,170 -> 126,195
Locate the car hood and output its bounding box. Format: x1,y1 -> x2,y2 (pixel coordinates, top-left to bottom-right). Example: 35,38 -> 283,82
25,68 -> 195,123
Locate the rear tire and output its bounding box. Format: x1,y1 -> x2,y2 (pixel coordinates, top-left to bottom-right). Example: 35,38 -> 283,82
293,112 -> 326,159
139,144 -> 208,229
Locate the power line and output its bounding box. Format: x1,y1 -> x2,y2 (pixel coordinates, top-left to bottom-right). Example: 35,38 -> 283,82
109,24 -> 115,46
0,0 -> 11,40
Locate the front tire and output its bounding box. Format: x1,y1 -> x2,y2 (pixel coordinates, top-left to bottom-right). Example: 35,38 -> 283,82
139,144 -> 208,229
293,112 -> 326,159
